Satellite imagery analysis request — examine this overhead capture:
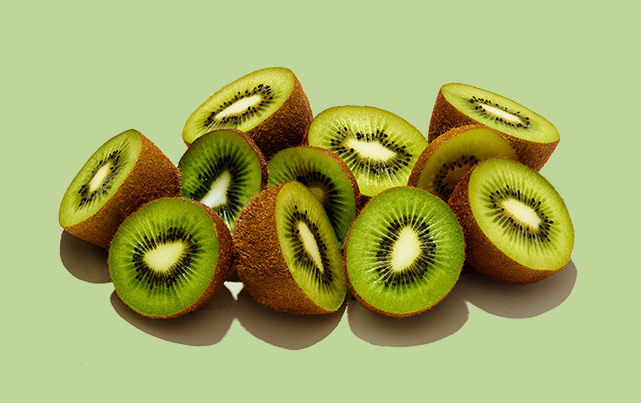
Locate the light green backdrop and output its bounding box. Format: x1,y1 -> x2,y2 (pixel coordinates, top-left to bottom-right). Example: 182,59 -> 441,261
2,1 -> 637,401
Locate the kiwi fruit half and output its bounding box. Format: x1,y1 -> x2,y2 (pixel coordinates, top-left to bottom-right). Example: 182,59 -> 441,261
448,158 -> 574,284
178,129 -> 267,233
233,181 -> 346,315
59,129 -> 181,248
344,186 -> 465,318
428,83 -> 559,171
408,124 -> 518,201
182,67 -> 313,159
109,197 -> 232,318
306,106 -> 428,198
268,146 -> 359,246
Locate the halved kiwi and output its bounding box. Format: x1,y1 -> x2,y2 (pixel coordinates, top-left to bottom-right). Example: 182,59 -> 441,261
428,83 -> 559,171
182,67 -> 313,159
59,129 -> 180,248
268,146 -> 360,245
408,124 -> 518,201
108,197 -> 232,318
178,129 -> 267,233
306,106 -> 428,198
344,186 -> 465,318
232,181 -> 346,315
448,158 -> 574,284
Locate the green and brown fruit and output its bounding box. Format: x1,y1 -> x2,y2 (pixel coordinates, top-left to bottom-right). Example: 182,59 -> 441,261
108,197 -> 232,318
448,158 -> 574,284
59,129 -> 181,248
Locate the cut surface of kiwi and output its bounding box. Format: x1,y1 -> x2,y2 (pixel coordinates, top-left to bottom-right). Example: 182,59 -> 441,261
306,106 -> 428,198
59,129 -> 180,248
344,186 -> 465,318
182,67 -> 312,158
233,182 -> 346,315
408,124 -> 518,201
268,146 -> 359,245
429,83 -> 559,171
178,129 -> 267,233
448,158 -> 574,284
109,197 -> 232,318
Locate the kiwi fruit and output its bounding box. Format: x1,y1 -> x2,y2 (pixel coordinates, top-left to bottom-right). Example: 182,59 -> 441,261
182,67 -> 313,159
408,124 -> 518,201
232,181 -> 346,315
448,158 -> 574,284
306,106 -> 428,198
59,129 -> 181,248
108,197 -> 232,318
178,129 -> 267,233
344,186 -> 465,318
428,83 -> 559,171
268,146 -> 360,245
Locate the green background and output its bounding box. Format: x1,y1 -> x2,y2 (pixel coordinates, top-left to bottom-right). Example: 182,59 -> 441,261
2,0 -> 637,401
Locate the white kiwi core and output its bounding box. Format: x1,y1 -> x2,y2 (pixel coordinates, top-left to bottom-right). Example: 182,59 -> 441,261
500,198 -> 541,230
215,94 -> 262,119
478,103 -> 523,125
390,227 -> 421,272
200,170 -> 232,209
297,221 -> 324,273
344,137 -> 396,161
88,162 -> 114,193
143,241 -> 186,273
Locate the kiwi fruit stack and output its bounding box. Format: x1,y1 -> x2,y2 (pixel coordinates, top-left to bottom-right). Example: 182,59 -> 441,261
268,146 -> 360,246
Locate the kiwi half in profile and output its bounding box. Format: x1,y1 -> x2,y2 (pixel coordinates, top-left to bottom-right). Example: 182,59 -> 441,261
178,129 -> 267,233
108,197 -> 232,318
408,124 -> 518,201
448,158 -> 574,284
268,146 -> 359,246
59,129 -> 181,248
344,186 -> 465,318
306,106 -> 428,198
428,83 -> 559,171
233,182 -> 346,315
182,67 -> 313,159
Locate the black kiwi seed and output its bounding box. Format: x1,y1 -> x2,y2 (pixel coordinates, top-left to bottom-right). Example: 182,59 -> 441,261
203,84 -> 274,129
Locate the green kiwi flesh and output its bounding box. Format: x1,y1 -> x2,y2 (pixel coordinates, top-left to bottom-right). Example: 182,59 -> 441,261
178,129 -> 267,233
345,186 -> 465,317
182,67 -> 312,158
449,158 -> 574,284
233,182 -> 346,314
306,106 -> 428,198
408,124 -> 518,201
108,197 -> 232,318
267,146 -> 359,245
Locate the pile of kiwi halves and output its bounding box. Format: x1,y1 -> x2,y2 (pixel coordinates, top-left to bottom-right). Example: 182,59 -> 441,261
59,67 -> 574,320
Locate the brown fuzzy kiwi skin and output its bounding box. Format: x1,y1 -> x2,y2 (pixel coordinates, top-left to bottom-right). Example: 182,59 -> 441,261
428,86 -> 558,172
447,165 -> 565,285
186,71 -> 313,160
61,130 -> 181,249
111,197 -> 232,319
232,183 -> 335,315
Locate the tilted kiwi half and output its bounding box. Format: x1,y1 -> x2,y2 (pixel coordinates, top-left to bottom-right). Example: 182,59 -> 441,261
448,158 -> 574,284
428,83 -> 559,171
182,67 -> 313,159
59,129 -> 180,248
306,106 -> 428,198
268,146 -> 360,246
232,182 -> 346,315
109,197 -> 232,318
178,129 -> 267,233
408,124 -> 518,201
344,186 -> 465,318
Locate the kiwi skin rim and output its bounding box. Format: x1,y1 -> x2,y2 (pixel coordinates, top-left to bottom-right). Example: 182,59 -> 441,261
448,161 -> 571,285
110,197 -> 233,319
342,186 -> 464,318
428,85 -> 558,172
232,183 -> 339,315
61,130 -> 181,249
184,69 -> 313,160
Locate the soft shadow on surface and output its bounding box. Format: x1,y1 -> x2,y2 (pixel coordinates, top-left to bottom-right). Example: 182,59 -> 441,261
110,286 -> 235,346
59,230 -> 111,283
347,284 -> 469,347
235,289 -> 345,350
458,259 -> 578,318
